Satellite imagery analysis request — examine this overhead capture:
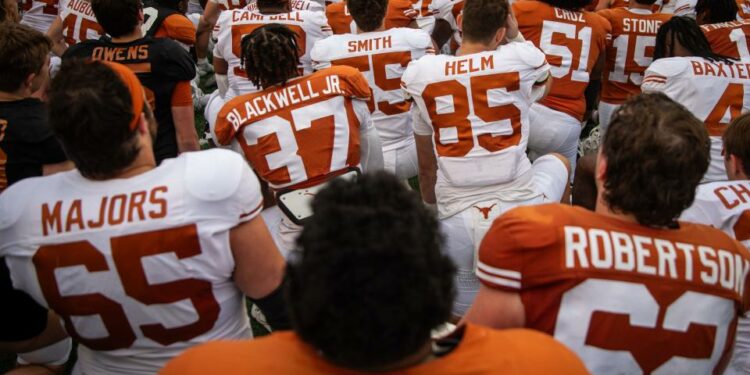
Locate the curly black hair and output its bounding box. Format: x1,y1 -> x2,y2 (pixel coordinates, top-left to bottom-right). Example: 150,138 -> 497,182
654,16 -> 736,64
603,93 -> 710,228
287,172 -> 456,370
241,23 -> 300,89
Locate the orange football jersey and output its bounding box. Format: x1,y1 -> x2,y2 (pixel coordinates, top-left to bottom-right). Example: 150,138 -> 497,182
160,324 -> 589,375
213,67 -> 372,190
514,1 -> 611,120
701,19 -> 750,59
478,204 -> 750,374
599,8 -> 671,104
325,0 -> 417,35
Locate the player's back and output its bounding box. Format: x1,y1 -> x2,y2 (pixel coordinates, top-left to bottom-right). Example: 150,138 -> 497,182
642,56 -> 750,181
19,0 -> 59,34
0,149 -> 262,374
514,0 -> 610,121
479,203 -> 750,374
702,19 -> 750,59
599,7 -> 670,104
213,8 -> 332,98
213,66 -> 372,190
311,28 -> 433,150
325,0 -> 416,34
58,0 -> 104,46
682,180 -> 750,248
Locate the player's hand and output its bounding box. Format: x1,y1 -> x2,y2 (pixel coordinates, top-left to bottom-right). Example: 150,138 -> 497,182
505,11 -> 520,42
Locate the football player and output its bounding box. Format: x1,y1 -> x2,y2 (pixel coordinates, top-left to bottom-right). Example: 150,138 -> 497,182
430,0 -> 463,52
213,24 -> 383,256
162,172 -> 589,375
642,16 -> 749,182
0,59 -> 287,374
325,0 -> 416,34
697,0 -> 750,59
0,24 -> 69,191
466,93 -> 750,375
210,0 -> 330,100
402,0 -> 570,317
681,114 -> 750,375
514,0 -> 610,179
63,0 -> 200,163
311,0 -> 432,179
18,0 -> 59,34
46,0 -> 104,56
597,0 -> 671,132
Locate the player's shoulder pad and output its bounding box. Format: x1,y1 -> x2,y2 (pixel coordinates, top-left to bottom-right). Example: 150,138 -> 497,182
310,34 -> 340,60
184,149 -> 247,202
396,27 -> 432,49
301,8 -> 329,25
152,37 -> 196,78
510,41 -> 548,69
216,7 -> 234,25
327,65 -> 371,98
402,54 -> 439,83
61,39 -> 99,60
494,203 -> 573,247
648,56 -> 690,77
0,176 -> 47,230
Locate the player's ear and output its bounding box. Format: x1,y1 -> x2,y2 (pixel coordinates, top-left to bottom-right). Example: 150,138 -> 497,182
595,149 -> 607,186
23,72 -> 36,91
494,27 -> 507,47
457,13 -> 463,33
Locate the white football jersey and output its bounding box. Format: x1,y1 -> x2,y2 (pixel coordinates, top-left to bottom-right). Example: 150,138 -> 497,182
681,180 -> 750,375
0,150 -> 263,375
246,0 -> 325,13
311,28 -> 434,150
401,42 -> 550,217
19,0 -> 59,34
642,56 -> 750,182
410,0 -> 436,33
58,0 -> 103,46
670,0 -> 696,16
213,8 -> 332,98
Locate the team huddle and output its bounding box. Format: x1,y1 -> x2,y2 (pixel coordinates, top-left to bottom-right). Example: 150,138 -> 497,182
1,0 -> 750,373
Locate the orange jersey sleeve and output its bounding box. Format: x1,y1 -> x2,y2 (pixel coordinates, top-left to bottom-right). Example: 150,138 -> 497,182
385,0 -> 419,29
333,65 -> 373,99
325,2 -> 351,35
599,9 -> 671,104
170,80 -> 193,107
155,14 -> 197,46
514,1 -> 611,120
701,20 -> 750,59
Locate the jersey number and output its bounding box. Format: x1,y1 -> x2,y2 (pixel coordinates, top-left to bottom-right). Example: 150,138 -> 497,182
332,51 -> 412,116
730,28 -> 750,59
556,279 -> 733,373
422,73 -> 522,157
240,96 -> 357,187
140,7 -> 160,36
61,13 -> 103,45
32,225 -> 220,350
539,20 -> 592,83
706,83 -> 745,136
609,34 -> 656,85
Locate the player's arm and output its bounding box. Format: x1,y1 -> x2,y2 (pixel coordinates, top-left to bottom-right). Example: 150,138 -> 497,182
463,285 -> 525,328
196,1 -> 221,61
0,311 -> 68,354
171,81 -> 200,153
46,17 -> 67,57
214,57 -> 229,96
354,101 -> 384,173
415,133 -> 437,205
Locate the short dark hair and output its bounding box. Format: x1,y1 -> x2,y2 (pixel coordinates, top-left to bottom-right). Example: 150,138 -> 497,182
241,24 -> 300,89
91,0 -> 141,38
602,93 -> 710,227
347,0 -> 387,32
539,0 -> 593,11
462,0 -> 509,44
0,23 -> 50,92
696,0 -> 738,24
48,59 -> 144,179
654,16 -> 735,64
724,113 -> 750,177
634,0 -> 658,5
287,172 -> 455,370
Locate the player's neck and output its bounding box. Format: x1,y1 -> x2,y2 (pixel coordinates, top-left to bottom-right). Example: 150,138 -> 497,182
457,41 -> 495,56
594,195 -> 639,224
260,5 -> 291,14
356,22 -> 386,34
347,342 -> 434,372
111,28 -> 144,44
